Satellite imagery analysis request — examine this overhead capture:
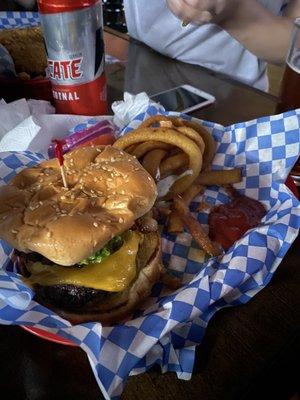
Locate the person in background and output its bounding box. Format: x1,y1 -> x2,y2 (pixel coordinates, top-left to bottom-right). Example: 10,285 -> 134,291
124,0 -> 300,91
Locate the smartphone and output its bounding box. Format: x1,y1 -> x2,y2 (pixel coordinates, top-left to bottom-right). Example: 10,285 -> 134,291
150,84 -> 215,113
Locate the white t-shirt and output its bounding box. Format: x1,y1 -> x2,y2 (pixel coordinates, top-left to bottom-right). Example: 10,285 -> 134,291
124,0 -> 288,91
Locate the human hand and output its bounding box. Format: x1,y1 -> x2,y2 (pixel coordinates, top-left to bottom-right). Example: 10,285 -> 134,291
166,0 -> 237,25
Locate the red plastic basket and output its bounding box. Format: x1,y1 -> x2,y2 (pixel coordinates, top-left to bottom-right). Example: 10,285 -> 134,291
0,76 -> 53,103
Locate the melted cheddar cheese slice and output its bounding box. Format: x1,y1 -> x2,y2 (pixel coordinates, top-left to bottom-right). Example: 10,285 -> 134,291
25,231 -> 140,292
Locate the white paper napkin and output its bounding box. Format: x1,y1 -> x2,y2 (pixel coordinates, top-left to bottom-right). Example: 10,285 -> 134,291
0,98 -> 111,154
112,92 -> 161,128
0,99 -> 31,138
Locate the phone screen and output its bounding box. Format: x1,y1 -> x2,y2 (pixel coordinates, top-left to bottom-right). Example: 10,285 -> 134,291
150,87 -> 209,112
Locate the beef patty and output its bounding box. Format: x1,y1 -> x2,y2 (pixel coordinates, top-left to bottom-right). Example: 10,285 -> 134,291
15,230 -> 159,313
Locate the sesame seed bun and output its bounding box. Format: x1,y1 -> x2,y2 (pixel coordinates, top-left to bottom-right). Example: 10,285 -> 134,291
0,146 -> 157,266
0,146 -> 162,325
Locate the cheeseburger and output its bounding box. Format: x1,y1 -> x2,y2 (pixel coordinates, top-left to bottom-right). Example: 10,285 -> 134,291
0,146 -> 162,325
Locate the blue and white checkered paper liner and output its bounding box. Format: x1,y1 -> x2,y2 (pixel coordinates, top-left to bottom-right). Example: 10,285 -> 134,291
0,11 -> 40,30
1,105 -> 300,399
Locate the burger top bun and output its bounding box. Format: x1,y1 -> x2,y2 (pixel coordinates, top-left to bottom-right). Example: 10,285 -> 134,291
0,146 -> 157,266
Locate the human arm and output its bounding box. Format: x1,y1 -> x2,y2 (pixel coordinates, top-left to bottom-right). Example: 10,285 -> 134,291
166,0 -> 300,64
220,0 -> 300,64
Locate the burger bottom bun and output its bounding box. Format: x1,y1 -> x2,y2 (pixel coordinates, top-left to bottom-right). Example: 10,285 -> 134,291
19,231 -> 162,326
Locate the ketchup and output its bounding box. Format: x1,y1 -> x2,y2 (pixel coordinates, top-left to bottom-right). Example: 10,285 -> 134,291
208,192 -> 266,251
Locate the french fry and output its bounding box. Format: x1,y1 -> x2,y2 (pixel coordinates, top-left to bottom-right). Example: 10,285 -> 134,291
196,201 -> 212,212
160,152 -> 189,177
168,183 -> 204,234
142,149 -> 167,181
173,196 -> 221,256
156,206 -> 172,217
182,183 -> 205,204
196,169 -> 242,186
167,211 -> 184,234
160,271 -> 182,289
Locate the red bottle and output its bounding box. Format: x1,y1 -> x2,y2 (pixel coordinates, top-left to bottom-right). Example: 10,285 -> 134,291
38,0 -> 108,115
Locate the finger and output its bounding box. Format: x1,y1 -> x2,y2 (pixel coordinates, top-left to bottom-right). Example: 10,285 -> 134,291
198,10 -> 214,23
181,10 -> 214,25
181,0 -> 213,10
167,0 -> 215,14
166,0 -> 190,21
167,0 -> 214,24
215,0 -> 226,14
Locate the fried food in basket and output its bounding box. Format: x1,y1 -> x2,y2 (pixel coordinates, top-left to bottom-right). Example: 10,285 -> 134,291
132,141 -> 172,158
196,169 -> 242,186
173,196 -> 221,257
168,183 -> 204,234
142,149 -> 167,180
113,127 -> 203,195
114,115 -> 242,258
160,153 -> 189,177
0,26 -> 47,77
139,115 -> 215,169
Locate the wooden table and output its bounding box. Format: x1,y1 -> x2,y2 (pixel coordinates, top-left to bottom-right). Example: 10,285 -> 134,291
103,29 -> 278,126
0,29 -> 299,400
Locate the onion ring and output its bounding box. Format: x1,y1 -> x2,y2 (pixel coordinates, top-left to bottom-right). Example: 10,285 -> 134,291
142,149 -> 167,181
129,141 -> 173,159
160,153 -> 188,178
125,144 -> 138,154
181,120 -> 216,169
139,115 -> 179,128
176,126 -> 205,154
139,116 -> 205,154
114,128 -> 203,195
139,116 -> 212,168
155,117 -> 215,169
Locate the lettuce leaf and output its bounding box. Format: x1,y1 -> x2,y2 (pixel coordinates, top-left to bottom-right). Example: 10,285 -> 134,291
78,235 -> 123,266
